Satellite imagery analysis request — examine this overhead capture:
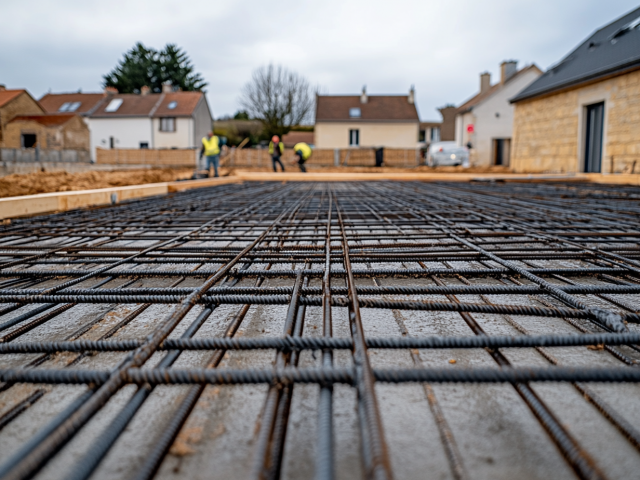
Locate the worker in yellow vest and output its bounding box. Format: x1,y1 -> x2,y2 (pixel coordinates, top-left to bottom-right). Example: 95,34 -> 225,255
200,132 -> 221,177
269,135 -> 285,172
291,142 -> 312,172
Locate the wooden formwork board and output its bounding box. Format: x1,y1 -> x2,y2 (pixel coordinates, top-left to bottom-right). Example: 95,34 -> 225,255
3,171 -> 640,220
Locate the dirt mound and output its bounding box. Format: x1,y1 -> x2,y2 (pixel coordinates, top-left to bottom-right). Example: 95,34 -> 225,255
0,168 -> 193,198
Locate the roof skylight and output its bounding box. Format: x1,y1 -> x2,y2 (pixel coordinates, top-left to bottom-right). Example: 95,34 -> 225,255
105,98 -> 123,112
349,107 -> 361,118
167,101 -> 177,110
611,15 -> 640,42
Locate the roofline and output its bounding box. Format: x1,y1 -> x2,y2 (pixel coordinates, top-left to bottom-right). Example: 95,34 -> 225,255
90,114 -> 197,119
458,64 -> 543,113
511,60 -> 640,103
0,90 -> 45,113
316,94 -> 412,97
315,119 -> 420,123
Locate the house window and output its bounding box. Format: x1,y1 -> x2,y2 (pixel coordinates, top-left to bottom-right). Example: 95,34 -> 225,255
21,133 -> 37,148
431,127 -> 440,142
140,142 -> 149,149
160,118 -> 176,132
167,101 -> 177,110
58,101 -> 81,112
109,136 -> 115,149
349,129 -> 360,147
105,99 -> 123,112
349,108 -> 361,118
419,129 -> 426,142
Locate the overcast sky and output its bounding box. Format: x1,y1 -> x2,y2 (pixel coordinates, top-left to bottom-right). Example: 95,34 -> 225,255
1,0 -> 638,121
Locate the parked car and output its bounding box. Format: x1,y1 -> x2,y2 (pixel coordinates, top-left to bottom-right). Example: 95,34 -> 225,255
427,142 -> 469,167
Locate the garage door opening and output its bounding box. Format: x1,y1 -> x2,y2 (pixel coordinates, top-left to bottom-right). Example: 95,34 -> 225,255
21,133 -> 37,149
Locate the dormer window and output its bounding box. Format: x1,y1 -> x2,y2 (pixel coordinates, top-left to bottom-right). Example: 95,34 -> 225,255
349,107 -> 361,118
59,101 -> 81,112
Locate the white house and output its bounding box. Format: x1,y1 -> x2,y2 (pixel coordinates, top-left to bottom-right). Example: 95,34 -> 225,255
454,61 -> 543,167
40,87 -> 212,161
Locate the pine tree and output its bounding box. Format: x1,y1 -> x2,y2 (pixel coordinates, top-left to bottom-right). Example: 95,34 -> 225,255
103,43 -> 207,93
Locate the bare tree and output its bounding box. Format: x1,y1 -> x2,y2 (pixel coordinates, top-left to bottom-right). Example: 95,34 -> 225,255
239,65 -> 314,137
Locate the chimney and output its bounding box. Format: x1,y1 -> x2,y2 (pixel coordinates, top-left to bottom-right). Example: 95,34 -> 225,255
140,85 -> 150,96
0,84 -> 6,92
480,72 -> 491,94
408,85 -> 415,104
360,86 -> 368,104
162,81 -> 173,93
104,86 -> 118,95
500,60 -> 518,84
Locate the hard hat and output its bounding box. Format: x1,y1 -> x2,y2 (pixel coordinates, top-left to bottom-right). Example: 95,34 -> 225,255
272,135 -> 280,142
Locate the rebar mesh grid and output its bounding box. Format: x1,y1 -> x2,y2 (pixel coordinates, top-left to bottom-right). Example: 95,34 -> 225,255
1,180 -> 640,479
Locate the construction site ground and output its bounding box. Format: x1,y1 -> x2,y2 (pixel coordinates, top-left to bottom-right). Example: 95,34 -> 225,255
0,165 -> 510,198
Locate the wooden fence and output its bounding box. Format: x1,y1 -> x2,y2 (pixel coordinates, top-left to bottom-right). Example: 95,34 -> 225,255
224,147 -> 422,168
96,148 -> 197,167
95,147 -> 422,169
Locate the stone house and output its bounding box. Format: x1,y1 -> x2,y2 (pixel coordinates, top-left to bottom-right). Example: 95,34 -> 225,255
0,86 -> 44,147
314,88 -> 420,148
40,87 -> 213,161
4,114 -> 89,150
453,62 -> 542,167
510,6 -> 640,174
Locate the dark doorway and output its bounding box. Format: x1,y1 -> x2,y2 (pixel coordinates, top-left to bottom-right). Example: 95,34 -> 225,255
493,138 -> 511,166
21,133 -> 37,148
584,102 -> 604,173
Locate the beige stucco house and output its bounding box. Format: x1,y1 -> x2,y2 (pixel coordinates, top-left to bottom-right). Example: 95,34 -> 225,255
454,62 -> 542,167
315,88 -> 420,148
510,6 -> 640,174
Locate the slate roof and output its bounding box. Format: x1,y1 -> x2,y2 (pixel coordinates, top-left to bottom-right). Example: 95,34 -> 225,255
9,114 -> 77,127
512,6 -> 640,102
316,95 -> 419,122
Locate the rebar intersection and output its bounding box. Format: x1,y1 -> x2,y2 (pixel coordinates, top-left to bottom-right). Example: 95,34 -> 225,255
1,180 -> 640,479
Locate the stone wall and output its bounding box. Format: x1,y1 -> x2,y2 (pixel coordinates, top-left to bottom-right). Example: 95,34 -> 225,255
512,69 -> 640,173
0,93 -> 44,147
4,116 -> 89,150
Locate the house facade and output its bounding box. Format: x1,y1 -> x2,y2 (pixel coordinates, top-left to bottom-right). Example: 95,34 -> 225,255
0,87 -> 44,148
40,87 -> 212,160
454,62 -> 542,167
315,88 -> 420,149
510,7 -> 640,174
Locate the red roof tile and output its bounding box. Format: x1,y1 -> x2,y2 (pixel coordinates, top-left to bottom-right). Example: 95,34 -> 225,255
0,90 -> 26,108
282,131 -> 314,147
316,95 -> 419,122
39,93 -> 106,115
9,114 -> 77,127
153,92 -> 204,117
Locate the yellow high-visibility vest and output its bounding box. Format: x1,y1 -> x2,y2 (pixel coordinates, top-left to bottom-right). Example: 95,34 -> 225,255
293,142 -> 312,160
269,141 -> 284,155
202,136 -> 221,156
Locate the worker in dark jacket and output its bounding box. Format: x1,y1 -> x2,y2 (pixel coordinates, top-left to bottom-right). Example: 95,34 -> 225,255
269,135 -> 285,172
291,142 -> 312,172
